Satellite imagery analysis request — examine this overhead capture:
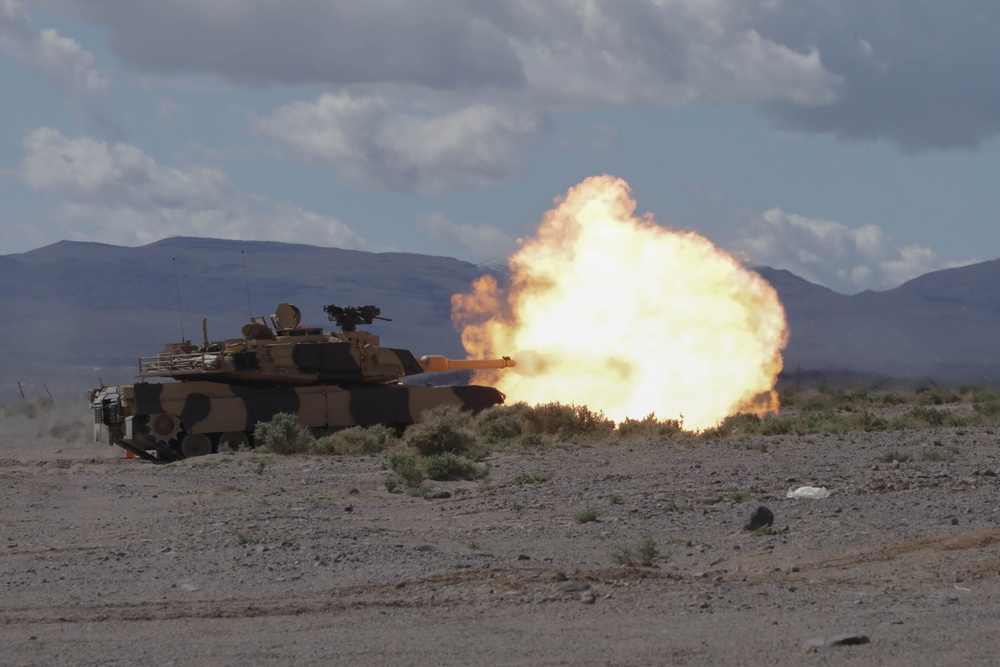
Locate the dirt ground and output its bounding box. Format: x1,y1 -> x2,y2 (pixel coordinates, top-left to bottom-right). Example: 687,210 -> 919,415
2,405 -> 1000,666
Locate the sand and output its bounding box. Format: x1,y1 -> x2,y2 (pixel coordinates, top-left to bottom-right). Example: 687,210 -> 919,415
2,405 -> 1000,666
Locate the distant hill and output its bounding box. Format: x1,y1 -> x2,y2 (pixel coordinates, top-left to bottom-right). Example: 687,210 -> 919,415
2,237 -> 999,401
758,261 -> 1000,383
0,238 -> 490,400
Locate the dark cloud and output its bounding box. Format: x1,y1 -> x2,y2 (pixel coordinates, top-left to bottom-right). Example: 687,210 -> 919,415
757,0 -> 1000,150
65,0 -> 525,89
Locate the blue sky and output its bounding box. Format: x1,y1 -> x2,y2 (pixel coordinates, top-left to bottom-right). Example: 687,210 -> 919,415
1,0 -> 998,294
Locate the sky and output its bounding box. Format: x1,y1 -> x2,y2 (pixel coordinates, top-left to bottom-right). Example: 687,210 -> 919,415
0,0 -> 998,294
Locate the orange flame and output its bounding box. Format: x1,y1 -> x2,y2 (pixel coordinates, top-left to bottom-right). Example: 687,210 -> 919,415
452,175 -> 787,431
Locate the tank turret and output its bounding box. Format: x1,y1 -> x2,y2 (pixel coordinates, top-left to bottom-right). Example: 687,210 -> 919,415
136,302 -> 515,387
90,302 -> 515,461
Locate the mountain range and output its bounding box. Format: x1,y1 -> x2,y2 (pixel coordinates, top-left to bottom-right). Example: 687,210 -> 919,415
2,237 -> 998,401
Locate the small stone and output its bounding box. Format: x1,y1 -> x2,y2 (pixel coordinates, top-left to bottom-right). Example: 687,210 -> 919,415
344,505 -> 354,512
349,487 -> 360,494
556,580 -> 590,593
951,517 -> 959,525
580,591 -> 596,604
180,581 -> 199,592
744,506 -> 774,531
516,554 -> 531,561
802,633 -> 870,651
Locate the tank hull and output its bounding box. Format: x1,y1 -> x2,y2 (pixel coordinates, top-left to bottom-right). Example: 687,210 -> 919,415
92,381 -> 504,460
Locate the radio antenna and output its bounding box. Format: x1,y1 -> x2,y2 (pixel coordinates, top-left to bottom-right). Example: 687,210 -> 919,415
242,250 -> 253,318
172,257 -> 186,342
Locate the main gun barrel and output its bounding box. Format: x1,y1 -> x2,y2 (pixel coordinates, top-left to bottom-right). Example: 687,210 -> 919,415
418,355 -> 515,373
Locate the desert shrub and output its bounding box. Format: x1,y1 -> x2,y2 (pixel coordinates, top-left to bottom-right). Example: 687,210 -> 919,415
312,425 -> 398,456
915,386 -> 961,405
702,412 -> 762,439
521,402 -> 615,440
789,410 -> 852,435
800,390 -> 849,412
573,506 -> 599,523
759,416 -> 794,436
972,397 -> 1000,420
892,406 -> 967,429
385,451 -> 425,487
878,450 -> 912,463
617,413 -> 684,439
611,538 -> 660,567
253,413 -> 313,454
404,405 -> 479,456
422,452 -> 482,480
858,411 -> 889,432
475,405 -> 526,444
878,390 -> 909,406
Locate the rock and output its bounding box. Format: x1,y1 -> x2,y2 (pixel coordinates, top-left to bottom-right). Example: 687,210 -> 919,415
556,580 -> 590,593
802,633 -> 870,651
743,506 -> 774,531
580,591 -> 596,604
424,490 -> 451,500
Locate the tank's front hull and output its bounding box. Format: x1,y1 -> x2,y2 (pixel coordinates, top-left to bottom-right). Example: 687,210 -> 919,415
91,381 -> 504,460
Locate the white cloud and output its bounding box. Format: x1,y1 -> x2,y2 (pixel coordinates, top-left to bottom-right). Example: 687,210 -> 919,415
16,127 -> 374,250
61,0 -> 841,109
253,93 -> 545,193
59,0 -> 1000,151
417,213 -> 515,264
731,207 -> 977,292
0,1 -> 111,124
509,2 -> 840,108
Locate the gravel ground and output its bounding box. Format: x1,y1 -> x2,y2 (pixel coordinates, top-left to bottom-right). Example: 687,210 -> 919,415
2,406 -> 1000,666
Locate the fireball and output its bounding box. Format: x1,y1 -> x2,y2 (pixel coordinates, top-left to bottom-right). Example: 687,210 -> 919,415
452,175 -> 787,431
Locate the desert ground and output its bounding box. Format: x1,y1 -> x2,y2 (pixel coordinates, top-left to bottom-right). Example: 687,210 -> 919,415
2,397 -> 1000,666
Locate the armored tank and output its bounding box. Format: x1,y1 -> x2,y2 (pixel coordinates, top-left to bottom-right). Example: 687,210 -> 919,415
89,302 -> 515,461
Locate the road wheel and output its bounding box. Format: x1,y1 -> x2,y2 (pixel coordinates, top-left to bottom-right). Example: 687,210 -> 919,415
181,433 -> 213,458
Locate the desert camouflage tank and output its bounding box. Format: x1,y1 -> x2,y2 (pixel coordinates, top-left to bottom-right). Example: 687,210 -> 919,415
89,302 -> 514,461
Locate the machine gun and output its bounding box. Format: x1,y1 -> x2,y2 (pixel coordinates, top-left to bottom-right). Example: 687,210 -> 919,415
323,304 -> 391,332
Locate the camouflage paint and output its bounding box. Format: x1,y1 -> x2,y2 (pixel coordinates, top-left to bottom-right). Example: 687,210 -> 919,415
93,380 -> 504,456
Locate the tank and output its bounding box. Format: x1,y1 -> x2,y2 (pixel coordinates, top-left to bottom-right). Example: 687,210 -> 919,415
89,302 -> 515,461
